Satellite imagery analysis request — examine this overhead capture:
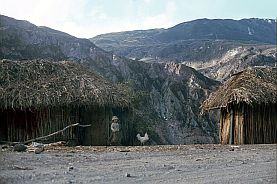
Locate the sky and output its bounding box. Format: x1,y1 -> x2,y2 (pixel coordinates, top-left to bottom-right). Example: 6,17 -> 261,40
0,0 -> 276,38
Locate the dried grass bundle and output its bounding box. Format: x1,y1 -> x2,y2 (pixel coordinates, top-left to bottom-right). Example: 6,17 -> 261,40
202,67 -> 277,110
0,59 -> 129,110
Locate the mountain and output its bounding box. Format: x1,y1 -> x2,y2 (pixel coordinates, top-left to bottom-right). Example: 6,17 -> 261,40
0,15 -> 120,79
91,18 -> 276,51
155,18 -> 276,44
0,15 -> 220,144
91,18 -> 276,81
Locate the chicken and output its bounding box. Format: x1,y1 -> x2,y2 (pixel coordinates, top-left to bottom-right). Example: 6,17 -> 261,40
136,132 -> 149,146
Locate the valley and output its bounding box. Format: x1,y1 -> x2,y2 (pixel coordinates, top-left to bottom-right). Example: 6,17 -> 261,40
0,15 -> 276,144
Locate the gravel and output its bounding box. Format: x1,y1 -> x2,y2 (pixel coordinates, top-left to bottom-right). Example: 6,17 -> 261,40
0,144 -> 276,184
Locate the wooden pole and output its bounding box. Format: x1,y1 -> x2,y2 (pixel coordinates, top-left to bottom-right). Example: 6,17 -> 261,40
229,108 -> 234,144
22,123 -> 91,144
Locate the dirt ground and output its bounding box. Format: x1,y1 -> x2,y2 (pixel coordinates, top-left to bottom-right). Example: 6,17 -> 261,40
0,144 -> 276,184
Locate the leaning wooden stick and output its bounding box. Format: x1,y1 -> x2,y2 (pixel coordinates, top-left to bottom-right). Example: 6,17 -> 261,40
23,123 -> 91,144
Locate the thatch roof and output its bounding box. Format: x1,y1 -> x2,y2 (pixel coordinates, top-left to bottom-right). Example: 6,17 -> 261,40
202,67 -> 277,110
0,59 -> 129,109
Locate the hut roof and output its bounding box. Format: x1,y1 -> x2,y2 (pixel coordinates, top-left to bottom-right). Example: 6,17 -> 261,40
0,59 -> 129,109
202,67 -> 277,110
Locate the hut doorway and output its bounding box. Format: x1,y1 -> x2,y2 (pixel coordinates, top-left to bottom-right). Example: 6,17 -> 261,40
111,108 -> 134,145
78,106 -> 111,146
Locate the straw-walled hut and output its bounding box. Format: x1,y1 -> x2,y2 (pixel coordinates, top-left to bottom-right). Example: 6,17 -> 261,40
202,67 -> 277,144
0,59 -> 132,145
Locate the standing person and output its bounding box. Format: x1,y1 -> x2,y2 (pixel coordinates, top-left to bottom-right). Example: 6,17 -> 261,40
108,116 -> 121,145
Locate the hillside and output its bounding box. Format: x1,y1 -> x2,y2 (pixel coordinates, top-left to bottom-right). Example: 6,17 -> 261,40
91,18 -> 276,51
0,15 -> 219,144
91,18 -> 276,81
0,15 -> 117,78
155,18 -> 276,44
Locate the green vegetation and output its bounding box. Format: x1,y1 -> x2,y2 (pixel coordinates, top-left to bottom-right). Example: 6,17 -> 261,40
117,81 -> 149,107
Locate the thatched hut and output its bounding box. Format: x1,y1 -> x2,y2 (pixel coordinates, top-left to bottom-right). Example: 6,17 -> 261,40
202,67 -> 277,144
0,59 -> 132,145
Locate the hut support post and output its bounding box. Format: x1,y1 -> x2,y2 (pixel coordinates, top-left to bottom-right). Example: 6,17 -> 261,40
229,109 -> 234,144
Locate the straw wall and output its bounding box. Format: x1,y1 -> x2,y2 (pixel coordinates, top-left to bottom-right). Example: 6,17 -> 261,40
243,103 -> 277,144
0,106 -> 133,145
0,107 -> 78,143
220,103 -> 277,144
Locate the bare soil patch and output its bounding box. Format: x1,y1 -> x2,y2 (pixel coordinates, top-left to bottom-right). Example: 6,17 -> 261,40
0,144 -> 276,184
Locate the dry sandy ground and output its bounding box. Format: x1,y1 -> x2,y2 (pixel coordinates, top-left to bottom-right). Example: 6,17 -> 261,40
0,144 -> 276,184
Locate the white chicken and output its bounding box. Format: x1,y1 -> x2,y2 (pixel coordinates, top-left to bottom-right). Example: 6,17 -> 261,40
136,132 -> 149,146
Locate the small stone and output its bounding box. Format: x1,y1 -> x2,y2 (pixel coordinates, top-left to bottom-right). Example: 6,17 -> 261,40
168,166 -> 175,169
2,145 -> 8,149
229,148 -> 235,151
163,164 -> 174,169
28,175 -> 33,180
14,143 -> 27,152
125,173 -> 131,177
35,147 -> 44,154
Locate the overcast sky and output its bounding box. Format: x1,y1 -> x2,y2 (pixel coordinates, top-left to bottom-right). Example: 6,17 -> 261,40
1,0 -> 276,38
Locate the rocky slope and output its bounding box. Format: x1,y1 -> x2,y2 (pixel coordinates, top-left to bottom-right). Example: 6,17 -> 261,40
0,15 -> 220,144
117,61 -> 220,144
194,45 -> 276,81
91,18 -> 276,81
